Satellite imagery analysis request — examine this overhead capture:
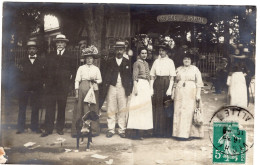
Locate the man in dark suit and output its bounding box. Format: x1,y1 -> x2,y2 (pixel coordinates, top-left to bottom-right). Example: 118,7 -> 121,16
103,41 -> 133,138
213,58 -> 229,94
41,34 -> 76,137
16,40 -> 45,134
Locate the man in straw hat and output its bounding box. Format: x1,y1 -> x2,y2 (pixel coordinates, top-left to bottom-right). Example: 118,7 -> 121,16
103,41 -> 133,138
16,40 -> 45,134
41,34 -> 77,137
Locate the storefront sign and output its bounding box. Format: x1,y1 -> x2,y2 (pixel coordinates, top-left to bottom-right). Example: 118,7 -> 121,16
157,14 -> 207,24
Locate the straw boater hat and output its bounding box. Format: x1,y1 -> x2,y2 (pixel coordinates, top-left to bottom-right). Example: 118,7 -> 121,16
113,41 -> 126,48
53,34 -> 69,42
81,45 -> 100,59
26,40 -> 38,48
243,47 -> 250,53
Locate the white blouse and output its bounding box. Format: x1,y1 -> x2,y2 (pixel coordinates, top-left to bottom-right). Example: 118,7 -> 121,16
175,65 -> 203,88
150,56 -> 176,77
75,64 -> 102,90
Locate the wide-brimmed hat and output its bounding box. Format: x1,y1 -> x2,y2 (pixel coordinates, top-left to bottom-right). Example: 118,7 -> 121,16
232,47 -> 250,59
113,41 -> 126,48
26,40 -> 38,48
155,43 -> 171,52
78,40 -> 87,45
81,45 -> 100,59
53,34 -> 69,42
182,53 -> 199,63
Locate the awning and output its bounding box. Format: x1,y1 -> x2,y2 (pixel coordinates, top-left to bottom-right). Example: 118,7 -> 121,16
106,15 -> 131,38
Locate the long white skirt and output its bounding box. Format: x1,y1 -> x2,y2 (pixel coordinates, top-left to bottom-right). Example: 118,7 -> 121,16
227,72 -> 247,108
127,79 -> 153,130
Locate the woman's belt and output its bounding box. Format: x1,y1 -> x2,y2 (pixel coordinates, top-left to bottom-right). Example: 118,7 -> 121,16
81,79 -> 94,82
177,80 -> 195,87
156,76 -> 169,79
138,77 -> 150,81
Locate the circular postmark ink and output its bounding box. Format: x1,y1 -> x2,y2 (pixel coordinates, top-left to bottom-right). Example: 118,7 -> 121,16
209,106 -> 254,163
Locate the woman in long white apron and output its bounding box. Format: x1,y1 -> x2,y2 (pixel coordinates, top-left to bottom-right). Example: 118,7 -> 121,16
127,48 -> 153,139
227,62 -> 247,108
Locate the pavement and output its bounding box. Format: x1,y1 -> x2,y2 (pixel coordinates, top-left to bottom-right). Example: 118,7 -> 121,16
0,82 -> 255,164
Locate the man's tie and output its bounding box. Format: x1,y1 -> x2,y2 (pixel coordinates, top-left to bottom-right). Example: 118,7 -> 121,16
58,50 -> 62,56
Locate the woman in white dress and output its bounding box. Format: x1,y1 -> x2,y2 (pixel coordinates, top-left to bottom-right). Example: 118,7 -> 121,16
71,45 -> 102,137
127,47 -> 153,139
172,54 -> 204,139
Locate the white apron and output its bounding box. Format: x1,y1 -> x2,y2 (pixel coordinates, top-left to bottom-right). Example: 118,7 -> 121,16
227,72 -> 247,108
127,79 -> 153,130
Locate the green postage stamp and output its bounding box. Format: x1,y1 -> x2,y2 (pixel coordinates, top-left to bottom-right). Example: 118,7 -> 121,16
209,106 -> 254,164
213,122 -> 246,163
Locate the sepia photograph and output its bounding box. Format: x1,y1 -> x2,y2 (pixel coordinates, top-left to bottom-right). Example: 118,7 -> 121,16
0,1 -> 257,164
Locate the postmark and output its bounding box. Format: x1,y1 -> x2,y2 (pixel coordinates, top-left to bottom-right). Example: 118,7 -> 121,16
209,106 -> 254,163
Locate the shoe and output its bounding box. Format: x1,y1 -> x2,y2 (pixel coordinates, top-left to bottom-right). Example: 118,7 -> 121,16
57,130 -> 64,135
106,132 -> 114,138
119,133 -> 126,138
40,131 -> 52,137
16,130 -> 24,134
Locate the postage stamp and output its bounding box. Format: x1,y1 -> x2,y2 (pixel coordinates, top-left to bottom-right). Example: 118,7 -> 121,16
213,122 -> 246,163
209,106 -> 254,164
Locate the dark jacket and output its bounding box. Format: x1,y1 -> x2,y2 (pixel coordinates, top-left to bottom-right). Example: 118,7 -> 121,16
103,57 -> 133,96
45,50 -> 77,94
18,55 -> 45,92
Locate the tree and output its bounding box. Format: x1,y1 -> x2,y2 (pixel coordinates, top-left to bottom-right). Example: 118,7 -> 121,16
82,4 -> 105,67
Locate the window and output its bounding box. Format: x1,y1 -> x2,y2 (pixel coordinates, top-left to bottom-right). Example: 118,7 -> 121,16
44,14 -> 59,32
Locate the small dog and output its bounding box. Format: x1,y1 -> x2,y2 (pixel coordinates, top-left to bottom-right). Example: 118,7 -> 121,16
75,111 -> 99,150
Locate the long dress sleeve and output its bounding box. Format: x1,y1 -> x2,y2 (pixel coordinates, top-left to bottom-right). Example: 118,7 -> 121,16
169,60 -> 176,77
195,67 -> 204,88
75,66 -> 82,89
95,67 -> 102,84
132,62 -> 139,81
150,60 -> 157,77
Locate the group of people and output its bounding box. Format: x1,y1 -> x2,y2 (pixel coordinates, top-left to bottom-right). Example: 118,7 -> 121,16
212,45 -> 255,108
17,34 -> 77,137
25,33 -> 260,141
16,33 -> 254,141
71,39 -> 205,140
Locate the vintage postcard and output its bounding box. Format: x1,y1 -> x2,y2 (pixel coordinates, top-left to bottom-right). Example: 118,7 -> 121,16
1,1 -> 257,164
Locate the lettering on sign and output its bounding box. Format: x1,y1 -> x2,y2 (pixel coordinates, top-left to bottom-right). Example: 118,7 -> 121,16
157,14 -> 207,24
